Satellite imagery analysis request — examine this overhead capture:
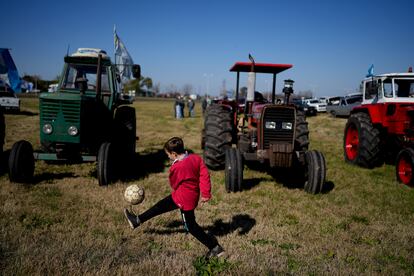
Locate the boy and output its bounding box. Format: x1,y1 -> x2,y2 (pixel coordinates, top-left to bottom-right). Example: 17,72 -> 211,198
124,137 -> 224,258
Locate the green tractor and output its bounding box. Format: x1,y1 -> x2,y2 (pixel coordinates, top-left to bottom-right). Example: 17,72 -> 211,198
8,48 -> 140,185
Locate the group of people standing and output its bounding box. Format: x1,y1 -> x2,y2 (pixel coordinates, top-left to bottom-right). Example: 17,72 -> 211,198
174,96 -> 195,119
173,95 -> 213,119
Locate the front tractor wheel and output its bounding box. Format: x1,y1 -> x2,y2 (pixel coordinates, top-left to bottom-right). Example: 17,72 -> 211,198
396,148 -> 414,187
203,105 -> 234,170
97,142 -> 117,186
344,112 -> 383,168
8,140 -> 35,183
303,150 -> 326,194
225,148 -> 243,192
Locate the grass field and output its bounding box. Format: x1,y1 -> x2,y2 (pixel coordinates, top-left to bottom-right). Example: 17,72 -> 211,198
1,97 -> 414,275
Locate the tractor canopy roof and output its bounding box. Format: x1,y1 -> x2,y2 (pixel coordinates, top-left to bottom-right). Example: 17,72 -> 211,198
64,48 -> 111,66
364,73 -> 414,81
230,62 -> 292,74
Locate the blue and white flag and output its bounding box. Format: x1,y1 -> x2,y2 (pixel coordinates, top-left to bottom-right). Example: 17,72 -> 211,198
366,64 -> 374,78
0,48 -> 21,93
114,27 -> 134,85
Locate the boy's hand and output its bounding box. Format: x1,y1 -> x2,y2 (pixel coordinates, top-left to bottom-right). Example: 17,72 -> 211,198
200,197 -> 210,206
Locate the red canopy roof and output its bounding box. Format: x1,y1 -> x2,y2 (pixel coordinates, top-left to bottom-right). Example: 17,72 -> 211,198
230,62 -> 292,74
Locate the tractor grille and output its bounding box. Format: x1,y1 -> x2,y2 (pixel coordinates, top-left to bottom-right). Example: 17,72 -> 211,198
40,98 -> 80,123
262,107 -> 295,149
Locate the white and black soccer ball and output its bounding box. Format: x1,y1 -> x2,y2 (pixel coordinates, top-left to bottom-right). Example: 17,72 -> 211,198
124,184 -> 145,205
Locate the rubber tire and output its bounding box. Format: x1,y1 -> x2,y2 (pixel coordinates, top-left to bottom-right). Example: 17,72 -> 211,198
395,148 -> 414,186
224,148 -> 243,192
114,106 -> 136,155
203,105 -> 234,170
8,140 -> 35,183
201,128 -> 206,150
303,150 -> 326,194
344,112 -> 383,168
97,142 -> 115,186
295,110 -> 309,151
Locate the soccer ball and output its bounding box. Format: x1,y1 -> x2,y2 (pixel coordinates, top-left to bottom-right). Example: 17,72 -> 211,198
124,185 -> 145,205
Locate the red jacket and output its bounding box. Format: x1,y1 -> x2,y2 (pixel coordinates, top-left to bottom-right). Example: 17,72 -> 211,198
169,154 -> 211,211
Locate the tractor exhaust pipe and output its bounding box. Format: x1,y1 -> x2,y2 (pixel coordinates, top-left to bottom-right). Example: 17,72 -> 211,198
247,54 -> 256,102
282,79 -> 294,105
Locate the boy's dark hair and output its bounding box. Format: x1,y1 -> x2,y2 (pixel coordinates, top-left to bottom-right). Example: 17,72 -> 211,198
164,137 -> 185,154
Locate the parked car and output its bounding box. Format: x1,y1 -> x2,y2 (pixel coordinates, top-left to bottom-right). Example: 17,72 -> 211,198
292,99 -> 317,116
327,95 -> 362,117
304,99 -> 327,112
327,96 -> 341,105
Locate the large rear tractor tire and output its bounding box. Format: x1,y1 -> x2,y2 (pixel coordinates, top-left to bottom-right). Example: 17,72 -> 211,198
8,140 -> 35,183
396,148 -> 414,187
225,148 -> 243,192
295,110 -> 309,151
344,112 -> 383,168
97,142 -> 116,186
203,105 -> 234,170
303,150 -> 326,194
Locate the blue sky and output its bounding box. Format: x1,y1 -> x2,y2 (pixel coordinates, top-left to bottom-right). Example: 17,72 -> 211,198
3,0 -> 414,97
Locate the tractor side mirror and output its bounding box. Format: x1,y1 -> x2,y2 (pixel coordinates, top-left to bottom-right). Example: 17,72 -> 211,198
75,77 -> 88,94
132,64 -> 141,79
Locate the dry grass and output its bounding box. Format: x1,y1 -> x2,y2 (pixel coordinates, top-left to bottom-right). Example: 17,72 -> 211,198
1,97 -> 414,275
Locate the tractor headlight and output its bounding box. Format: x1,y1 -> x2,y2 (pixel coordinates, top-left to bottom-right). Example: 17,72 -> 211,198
42,124 -> 53,134
282,122 -> 293,130
68,126 -> 78,136
265,121 -> 276,129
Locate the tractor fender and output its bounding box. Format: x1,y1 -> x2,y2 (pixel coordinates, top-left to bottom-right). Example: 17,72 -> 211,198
350,105 -> 383,125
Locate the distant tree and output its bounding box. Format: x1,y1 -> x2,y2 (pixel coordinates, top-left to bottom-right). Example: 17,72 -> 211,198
182,84 -> 193,96
297,90 -> 313,98
165,84 -> 178,95
153,82 -> 161,94
220,79 -> 227,98
123,76 -> 153,94
141,77 -> 153,91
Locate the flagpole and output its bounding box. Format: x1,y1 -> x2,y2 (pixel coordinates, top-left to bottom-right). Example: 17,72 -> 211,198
113,24 -> 117,64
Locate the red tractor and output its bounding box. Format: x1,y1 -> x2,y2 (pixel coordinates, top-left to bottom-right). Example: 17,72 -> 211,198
202,56 -> 326,194
344,68 -> 414,186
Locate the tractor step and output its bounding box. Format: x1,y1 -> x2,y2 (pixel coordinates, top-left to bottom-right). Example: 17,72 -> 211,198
34,152 -> 96,162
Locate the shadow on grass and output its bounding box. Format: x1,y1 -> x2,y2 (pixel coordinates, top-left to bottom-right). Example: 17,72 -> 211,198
32,172 -> 77,184
322,181 -> 335,193
0,150 -> 77,184
120,149 -> 197,182
3,109 -> 38,116
0,150 -> 9,176
16,110 -> 39,116
120,149 -> 167,181
269,167 -> 307,190
242,177 -> 268,191
242,166 -> 335,194
144,213 -> 256,237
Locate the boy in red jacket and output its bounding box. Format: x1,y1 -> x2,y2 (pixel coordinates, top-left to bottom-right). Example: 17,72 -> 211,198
124,137 -> 224,258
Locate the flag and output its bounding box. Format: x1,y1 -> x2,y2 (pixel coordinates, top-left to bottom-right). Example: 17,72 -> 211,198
114,27 -> 134,85
0,48 -> 21,93
366,64 -> 374,78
